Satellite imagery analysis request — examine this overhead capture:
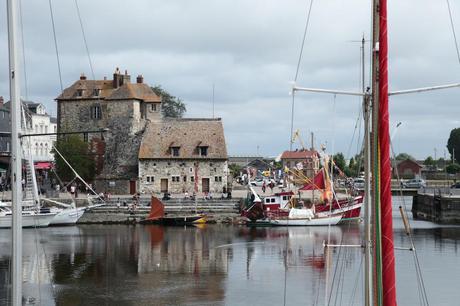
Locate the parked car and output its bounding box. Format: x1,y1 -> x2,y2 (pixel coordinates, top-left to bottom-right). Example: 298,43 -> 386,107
250,178 -> 265,187
353,177 -> 365,190
401,178 -> 426,189
451,182 -> 460,189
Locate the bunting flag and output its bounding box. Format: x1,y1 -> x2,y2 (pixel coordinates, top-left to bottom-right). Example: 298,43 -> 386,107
378,0 -> 397,305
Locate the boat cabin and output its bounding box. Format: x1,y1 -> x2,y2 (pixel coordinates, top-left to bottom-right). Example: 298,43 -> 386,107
263,191 -> 294,211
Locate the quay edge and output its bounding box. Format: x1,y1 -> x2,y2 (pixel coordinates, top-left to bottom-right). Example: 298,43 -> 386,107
412,193 -> 460,224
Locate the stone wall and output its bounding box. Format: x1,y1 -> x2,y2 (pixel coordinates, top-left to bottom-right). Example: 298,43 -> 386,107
139,159 -> 228,194
58,98 -> 146,192
413,193 -> 460,224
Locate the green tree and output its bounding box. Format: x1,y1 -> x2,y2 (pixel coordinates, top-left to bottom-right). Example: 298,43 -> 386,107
446,163 -> 460,174
228,164 -> 242,178
333,153 -> 346,172
345,157 -> 356,177
424,156 -> 435,167
151,85 -> 186,118
52,135 -> 96,182
447,128 -> 460,164
395,153 -> 414,161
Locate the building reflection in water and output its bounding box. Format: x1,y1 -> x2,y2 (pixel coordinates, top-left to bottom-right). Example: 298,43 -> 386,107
3,221 -> 458,305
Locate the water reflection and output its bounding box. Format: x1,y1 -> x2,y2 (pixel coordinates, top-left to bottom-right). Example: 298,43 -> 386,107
0,206 -> 459,305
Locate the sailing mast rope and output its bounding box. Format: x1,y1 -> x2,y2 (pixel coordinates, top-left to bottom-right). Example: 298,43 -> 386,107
47,0 -> 64,92
18,0 -> 28,99
446,0 -> 460,65
289,0 -> 314,151
389,145 -> 429,305
74,0 -> 95,80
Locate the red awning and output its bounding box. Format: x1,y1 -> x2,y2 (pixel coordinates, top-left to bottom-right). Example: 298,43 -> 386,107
34,162 -> 52,170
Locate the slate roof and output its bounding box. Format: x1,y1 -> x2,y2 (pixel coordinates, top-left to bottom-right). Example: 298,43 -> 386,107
139,118 -> 227,160
56,80 -> 161,102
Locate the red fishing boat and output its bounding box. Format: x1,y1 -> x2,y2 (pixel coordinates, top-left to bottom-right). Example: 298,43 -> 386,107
241,168 -> 362,224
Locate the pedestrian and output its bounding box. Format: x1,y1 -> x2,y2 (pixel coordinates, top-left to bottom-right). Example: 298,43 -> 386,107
262,181 -> 266,193
70,185 -> 76,197
269,181 -> 274,192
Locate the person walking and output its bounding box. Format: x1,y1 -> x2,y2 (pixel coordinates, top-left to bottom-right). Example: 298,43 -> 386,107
262,181 -> 266,193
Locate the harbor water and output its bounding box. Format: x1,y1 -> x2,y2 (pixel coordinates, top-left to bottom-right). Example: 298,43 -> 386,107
0,196 -> 459,305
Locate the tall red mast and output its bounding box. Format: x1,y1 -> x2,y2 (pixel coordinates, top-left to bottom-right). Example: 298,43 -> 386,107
378,0 -> 397,305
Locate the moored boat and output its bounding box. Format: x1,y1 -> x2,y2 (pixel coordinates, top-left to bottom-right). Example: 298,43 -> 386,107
0,205 -> 56,228
140,195 -> 206,226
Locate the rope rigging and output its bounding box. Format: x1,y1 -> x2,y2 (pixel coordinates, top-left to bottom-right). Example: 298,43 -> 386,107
446,0 -> 460,65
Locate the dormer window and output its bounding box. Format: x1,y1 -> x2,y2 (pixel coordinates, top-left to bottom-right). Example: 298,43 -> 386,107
171,146 -> 180,157
76,89 -> 84,97
199,146 -> 208,156
93,88 -> 101,97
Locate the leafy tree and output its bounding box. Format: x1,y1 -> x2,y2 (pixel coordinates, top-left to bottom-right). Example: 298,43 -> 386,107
424,156 -> 435,167
345,157 -> 356,177
333,153 -> 346,172
395,153 -> 414,161
52,135 -> 96,182
447,128 -> 460,164
446,163 -> 460,174
228,164 -> 242,178
151,85 -> 186,118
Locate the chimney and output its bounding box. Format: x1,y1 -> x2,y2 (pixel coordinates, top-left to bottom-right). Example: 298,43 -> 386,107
136,75 -> 144,84
113,67 -> 121,88
80,73 -> 87,80
121,69 -> 131,85
0,96 -> 3,107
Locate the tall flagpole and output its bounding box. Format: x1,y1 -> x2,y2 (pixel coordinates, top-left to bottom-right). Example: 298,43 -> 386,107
7,0 -> 23,304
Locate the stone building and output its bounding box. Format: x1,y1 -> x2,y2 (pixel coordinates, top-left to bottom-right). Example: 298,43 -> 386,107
56,69 -> 162,193
280,149 -> 320,178
138,118 -> 228,194
57,69 -> 228,194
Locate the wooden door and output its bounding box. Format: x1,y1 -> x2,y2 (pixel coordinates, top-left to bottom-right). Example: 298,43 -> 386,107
129,180 -> 136,195
161,179 -> 168,193
201,178 -> 210,193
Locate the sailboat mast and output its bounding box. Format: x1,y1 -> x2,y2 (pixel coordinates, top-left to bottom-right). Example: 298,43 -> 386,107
7,0 -> 23,304
363,37 -> 373,306
371,0 -> 397,306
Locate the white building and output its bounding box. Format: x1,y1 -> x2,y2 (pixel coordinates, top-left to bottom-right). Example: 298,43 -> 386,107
22,101 -> 57,163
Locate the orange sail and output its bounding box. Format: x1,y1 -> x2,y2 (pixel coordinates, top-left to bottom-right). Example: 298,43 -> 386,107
146,196 -> 165,221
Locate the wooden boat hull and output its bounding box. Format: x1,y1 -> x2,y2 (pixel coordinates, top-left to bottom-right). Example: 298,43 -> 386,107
140,215 -> 206,226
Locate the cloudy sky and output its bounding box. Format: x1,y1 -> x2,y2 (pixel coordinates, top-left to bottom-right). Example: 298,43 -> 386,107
1,0 -> 460,160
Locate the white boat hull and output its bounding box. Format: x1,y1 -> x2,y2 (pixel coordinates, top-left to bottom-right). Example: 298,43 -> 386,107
50,207 -> 86,225
269,214 -> 343,226
0,212 -> 57,228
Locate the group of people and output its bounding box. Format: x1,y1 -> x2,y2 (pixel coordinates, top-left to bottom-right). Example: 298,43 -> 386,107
261,180 -> 275,193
